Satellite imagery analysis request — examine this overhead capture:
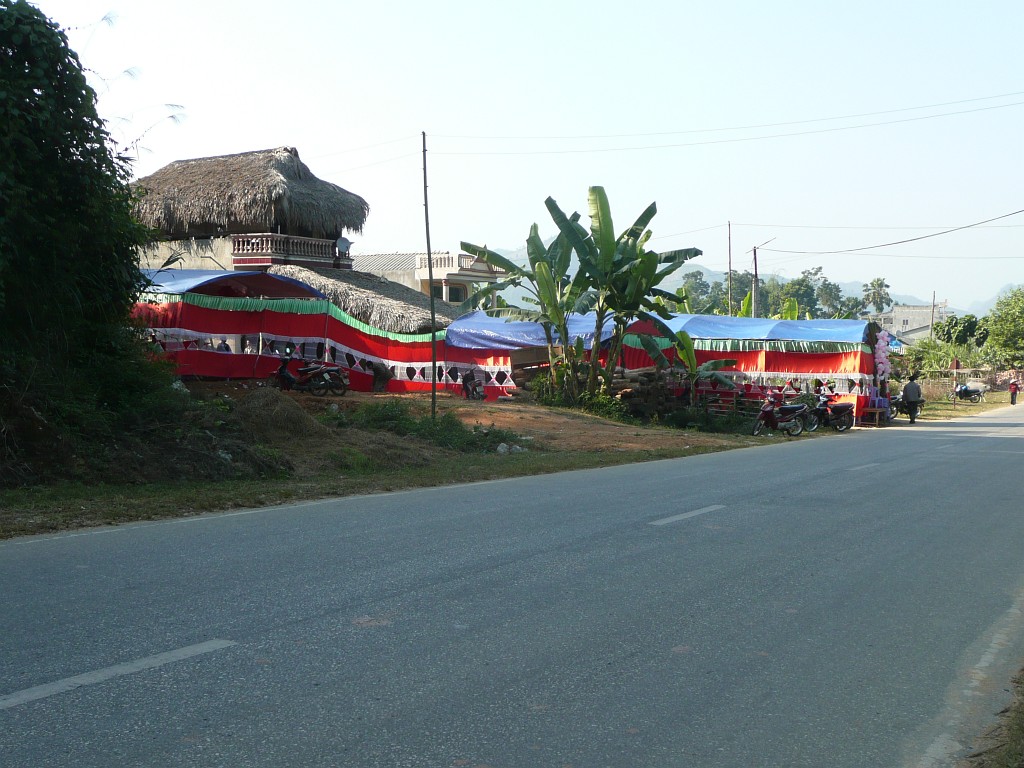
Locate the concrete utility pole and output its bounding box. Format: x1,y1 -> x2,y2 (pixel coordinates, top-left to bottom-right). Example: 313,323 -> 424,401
727,221 -> 733,315
750,238 -> 775,318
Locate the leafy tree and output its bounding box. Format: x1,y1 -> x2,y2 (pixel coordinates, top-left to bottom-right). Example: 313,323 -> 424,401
706,281 -> 727,313
816,278 -> 845,316
676,271 -> 711,311
545,187 -> 699,395
1,1 -> 163,478
779,274 -> 819,318
982,288 -> 1024,368
932,314 -> 982,347
0,1 -> 147,357
637,313 -> 736,406
862,277 -> 892,313
722,271 -> 755,316
762,275 -> 786,318
461,219 -> 586,401
835,295 -> 865,318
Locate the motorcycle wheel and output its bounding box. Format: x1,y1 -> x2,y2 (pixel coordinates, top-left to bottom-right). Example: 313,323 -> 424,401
752,418 -> 766,436
970,393 -> 982,403
834,411 -> 854,432
804,411 -> 820,432
784,419 -> 804,437
947,392 -> 956,402
330,379 -> 348,396
309,379 -> 329,397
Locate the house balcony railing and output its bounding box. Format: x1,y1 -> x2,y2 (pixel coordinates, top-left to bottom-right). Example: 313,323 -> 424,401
232,233 -> 338,259
415,253 -> 506,276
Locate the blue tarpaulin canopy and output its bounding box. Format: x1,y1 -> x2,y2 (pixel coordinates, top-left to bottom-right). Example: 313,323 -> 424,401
626,314 -> 871,344
445,311 -> 870,349
444,311 -> 614,350
141,269 -> 326,299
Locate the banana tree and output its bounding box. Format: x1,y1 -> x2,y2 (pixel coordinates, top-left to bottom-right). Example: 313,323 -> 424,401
637,313 -> 737,406
461,215 -> 587,400
545,187 -> 700,395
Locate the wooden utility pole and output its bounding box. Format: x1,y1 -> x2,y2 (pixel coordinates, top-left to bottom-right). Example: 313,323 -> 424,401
422,131 -> 437,419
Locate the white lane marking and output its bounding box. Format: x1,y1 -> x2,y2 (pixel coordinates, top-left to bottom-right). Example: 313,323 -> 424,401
847,463 -> 880,471
650,505 -> 726,526
0,639 -> 236,710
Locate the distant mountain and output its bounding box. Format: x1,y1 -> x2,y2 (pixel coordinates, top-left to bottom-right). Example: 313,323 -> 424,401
490,246 -> 1013,316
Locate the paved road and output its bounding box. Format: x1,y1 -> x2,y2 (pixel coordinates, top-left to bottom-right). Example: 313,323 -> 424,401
3,409 -> 1024,767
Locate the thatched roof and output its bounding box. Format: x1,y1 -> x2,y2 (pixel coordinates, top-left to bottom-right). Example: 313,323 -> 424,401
133,147 -> 369,239
268,265 -> 461,334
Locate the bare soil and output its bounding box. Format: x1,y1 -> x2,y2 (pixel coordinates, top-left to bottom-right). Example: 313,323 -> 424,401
188,380 -> 741,473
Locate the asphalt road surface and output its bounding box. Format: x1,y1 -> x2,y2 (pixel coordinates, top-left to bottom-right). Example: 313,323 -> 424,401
3,408 -> 1024,767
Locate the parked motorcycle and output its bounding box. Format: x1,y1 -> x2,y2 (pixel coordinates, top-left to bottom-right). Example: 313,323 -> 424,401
269,358 -> 332,396
804,392 -> 855,432
461,369 -> 484,400
319,363 -> 349,396
889,393 -> 924,422
752,393 -> 810,436
947,384 -> 985,403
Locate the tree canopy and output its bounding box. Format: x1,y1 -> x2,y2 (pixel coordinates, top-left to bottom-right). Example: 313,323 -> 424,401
982,288 -> 1024,368
0,0 -> 147,361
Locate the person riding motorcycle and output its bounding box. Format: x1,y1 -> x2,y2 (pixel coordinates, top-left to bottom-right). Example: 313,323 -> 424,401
901,374 -> 923,424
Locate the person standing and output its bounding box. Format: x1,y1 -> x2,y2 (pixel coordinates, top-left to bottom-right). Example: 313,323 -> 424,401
902,375 -> 923,424
1010,379 -> 1019,405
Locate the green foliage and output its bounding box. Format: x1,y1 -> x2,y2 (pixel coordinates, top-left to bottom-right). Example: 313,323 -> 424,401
662,406 -> 752,434
932,314 -> 983,346
637,313 -> 737,406
545,187 -> 700,396
0,2 -> 148,356
862,277 -> 892,314
1,2 -> 166,478
346,399 -> 521,452
901,336 -> 987,375
575,391 -> 632,422
461,218 -> 586,402
979,289 -> 1024,368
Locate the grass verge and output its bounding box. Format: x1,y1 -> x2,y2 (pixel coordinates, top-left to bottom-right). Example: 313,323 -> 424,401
0,443 -> 743,540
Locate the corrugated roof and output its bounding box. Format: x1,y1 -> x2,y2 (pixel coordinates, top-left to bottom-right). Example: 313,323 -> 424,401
351,252 -> 448,274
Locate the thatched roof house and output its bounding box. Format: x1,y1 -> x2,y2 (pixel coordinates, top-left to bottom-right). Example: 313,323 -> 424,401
133,147 -> 369,240
268,265 -> 461,334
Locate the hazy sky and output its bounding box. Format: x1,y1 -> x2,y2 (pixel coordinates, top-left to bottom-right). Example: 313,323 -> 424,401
28,0 -> 1024,309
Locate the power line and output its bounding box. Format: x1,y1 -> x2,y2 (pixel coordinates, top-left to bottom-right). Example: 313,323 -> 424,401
431,101 -> 1024,156
732,222 -> 1024,230
434,90 -> 1024,141
307,135 -> 419,160
760,208 -> 1024,255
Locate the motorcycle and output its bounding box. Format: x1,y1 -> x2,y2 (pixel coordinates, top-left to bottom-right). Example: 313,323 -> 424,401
461,370 -> 484,400
319,363 -> 349,396
889,393 -> 924,422
804,392 -> 856,433
752,392 -> 810,437
947,384 -> 985,403
268,358 -> 332,396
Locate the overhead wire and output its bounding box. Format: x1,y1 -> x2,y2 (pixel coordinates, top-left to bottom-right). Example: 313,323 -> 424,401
433,90 -> 1024,141
760,208 -> 1024,255
431,101 -> 1024,156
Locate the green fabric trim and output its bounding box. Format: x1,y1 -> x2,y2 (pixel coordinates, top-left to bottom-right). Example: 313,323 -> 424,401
168,293 -> 444,342
623,333 -> 869,354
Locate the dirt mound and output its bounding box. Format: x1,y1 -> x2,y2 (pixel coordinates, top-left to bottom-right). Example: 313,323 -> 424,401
234,386 -> 333,442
